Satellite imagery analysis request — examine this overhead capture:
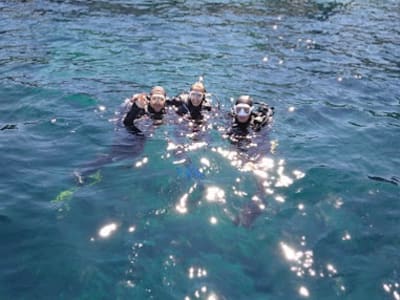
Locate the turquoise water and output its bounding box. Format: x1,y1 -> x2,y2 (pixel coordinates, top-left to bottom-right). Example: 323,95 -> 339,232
1,1 -> 399,299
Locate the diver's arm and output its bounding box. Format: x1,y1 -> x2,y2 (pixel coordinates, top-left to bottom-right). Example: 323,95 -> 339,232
123,103 -> 146,135
168,93 -> 190,116
123,102 -> 145,127
166,95 -> 180,107
202,100 -> 212,112
167,93 -> 187,107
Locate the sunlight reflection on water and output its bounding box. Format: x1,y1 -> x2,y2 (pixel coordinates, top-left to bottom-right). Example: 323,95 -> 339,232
98,222 -> 118,238
1,0 -> 399,299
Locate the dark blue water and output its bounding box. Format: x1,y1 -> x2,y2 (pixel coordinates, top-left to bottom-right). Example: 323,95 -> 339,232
1,1 -> 399,299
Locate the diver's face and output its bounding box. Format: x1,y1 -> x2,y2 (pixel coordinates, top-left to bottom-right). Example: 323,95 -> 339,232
189,90 -> 203,107
149,94 -> 166,112
236,114 -> 251,123
234,103 -> 252,123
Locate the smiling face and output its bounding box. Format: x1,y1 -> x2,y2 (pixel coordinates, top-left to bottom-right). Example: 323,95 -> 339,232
149,94 -> 166,112
189,82 -> 205,107
149,86 -> 166,112
189,90 -> 204,107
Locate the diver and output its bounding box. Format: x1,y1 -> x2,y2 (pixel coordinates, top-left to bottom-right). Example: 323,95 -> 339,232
165,81 -> 218,196
168,81 -> 212,122
123,85 -> 168,134
224,95 -> 274,152
222,95 -> 274,227
228,95 -> 274,136
74,86 -> 169,184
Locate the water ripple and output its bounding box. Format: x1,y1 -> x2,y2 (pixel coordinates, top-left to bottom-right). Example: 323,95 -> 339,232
1,0 -> 399,299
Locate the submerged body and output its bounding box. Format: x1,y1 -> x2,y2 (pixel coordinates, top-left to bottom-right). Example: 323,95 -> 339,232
74,87 -> 169,183
167,81 -> 218,176
223,95 -> 275,228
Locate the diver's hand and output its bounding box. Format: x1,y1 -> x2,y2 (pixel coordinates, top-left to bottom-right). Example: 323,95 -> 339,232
131,93 -> 148,109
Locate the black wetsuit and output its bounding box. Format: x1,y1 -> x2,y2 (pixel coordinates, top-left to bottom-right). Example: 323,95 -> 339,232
226,103 -> 274,227
168,93 -> 212,121
229,103 -> 274,133
123,101 -> 166,134
75,99 -> 168,183
227,103 -> 274,153
162,93 -> 216,186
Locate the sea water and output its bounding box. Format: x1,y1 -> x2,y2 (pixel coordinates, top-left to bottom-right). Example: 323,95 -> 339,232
0,1 -> 399,299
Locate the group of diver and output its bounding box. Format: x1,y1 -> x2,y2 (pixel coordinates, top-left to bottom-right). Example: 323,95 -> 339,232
75,79 -> 275,227
122,80 -> 274,139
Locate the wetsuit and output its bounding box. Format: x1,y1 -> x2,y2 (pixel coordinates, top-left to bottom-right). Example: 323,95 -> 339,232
123,99 -> 166,134
225,102 -> 274,227
227,103 -> 274,154
168,93 -> 212,121
74,98 -> 168,184
228,103 -> 274,134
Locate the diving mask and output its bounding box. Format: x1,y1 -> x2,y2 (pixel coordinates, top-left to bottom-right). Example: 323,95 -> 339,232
234,103 -> 253,117
189,91 -> 203,99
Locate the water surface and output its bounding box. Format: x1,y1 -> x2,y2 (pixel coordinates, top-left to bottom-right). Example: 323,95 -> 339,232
1,1 -> 399,299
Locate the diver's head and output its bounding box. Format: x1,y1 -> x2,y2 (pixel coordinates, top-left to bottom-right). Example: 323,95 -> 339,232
149,86 -> 166,112
234,95 -> 253,123
189,82 -> 206,107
